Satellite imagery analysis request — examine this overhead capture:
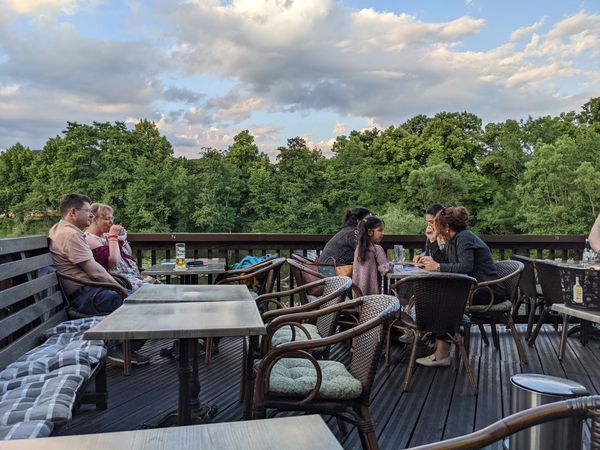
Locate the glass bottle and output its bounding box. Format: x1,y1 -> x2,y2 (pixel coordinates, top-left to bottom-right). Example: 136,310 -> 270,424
573,276 -> 583,304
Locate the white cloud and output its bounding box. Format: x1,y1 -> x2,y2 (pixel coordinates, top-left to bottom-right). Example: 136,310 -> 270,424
510,17 -> 547,41
333,122 -> 345,134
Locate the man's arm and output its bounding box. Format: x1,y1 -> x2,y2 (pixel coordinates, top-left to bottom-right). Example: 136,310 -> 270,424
79,259 -> 119,284
589,214 -> 600,252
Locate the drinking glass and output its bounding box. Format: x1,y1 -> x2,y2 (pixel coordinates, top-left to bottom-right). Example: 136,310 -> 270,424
394,245 -> 404,268
175,243 -> 186,269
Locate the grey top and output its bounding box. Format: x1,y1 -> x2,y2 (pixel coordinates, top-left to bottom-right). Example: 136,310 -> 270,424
320,226 -> 357,265
440,229 -> 505,299
124,284 -> 253,303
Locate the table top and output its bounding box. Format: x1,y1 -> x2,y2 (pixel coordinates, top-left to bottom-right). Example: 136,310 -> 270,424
124,284 -> 253,304
142,258 -> 226,276
84,301 -> 265,340
387,265 -> 428,279
543,259 -> 600,270
551,303 -> 600,322
0,415 -> 342,450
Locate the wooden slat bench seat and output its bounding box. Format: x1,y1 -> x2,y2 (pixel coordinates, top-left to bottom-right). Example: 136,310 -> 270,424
0,235 -> 109,439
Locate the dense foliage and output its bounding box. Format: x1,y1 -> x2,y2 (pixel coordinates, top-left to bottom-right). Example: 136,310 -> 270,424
1,98 -> 599,236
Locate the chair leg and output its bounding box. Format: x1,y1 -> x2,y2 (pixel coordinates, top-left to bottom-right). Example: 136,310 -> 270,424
123,340 -> 131,376
355,404 -> 379,450
526,299 -> 538,340
335,417 -> 348,435
384,319 -> 398,367
490,322 -> 500,349
455,334 -> 477,395
478,323 -> 489,345
528,307 -> 549,347
403,333 -> 419,392
558,314 -> 569,361
505,313 -> 528,364
464,324 -> 471,356
205,338 -> 212,364
512,295 -> 524,322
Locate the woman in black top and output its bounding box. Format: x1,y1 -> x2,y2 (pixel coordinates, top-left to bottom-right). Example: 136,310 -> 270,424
320,207 -> 370,265
416,206 -> 504,367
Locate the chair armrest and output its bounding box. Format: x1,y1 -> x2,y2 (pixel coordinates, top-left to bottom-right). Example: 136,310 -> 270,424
57,272 -> 129,298
217,262 -> 278,285
406,395 -> 600,450
260,286 -> 348,322
255,279 -> 325,302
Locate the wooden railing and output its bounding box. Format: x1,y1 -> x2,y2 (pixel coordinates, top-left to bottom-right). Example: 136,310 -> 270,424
128,233 -> 587,266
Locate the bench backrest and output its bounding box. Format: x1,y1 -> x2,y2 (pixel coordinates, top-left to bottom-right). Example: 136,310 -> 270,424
0,235 -> 68,370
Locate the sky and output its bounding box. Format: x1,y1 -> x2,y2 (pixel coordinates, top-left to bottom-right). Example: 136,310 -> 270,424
0,0 -> 599,158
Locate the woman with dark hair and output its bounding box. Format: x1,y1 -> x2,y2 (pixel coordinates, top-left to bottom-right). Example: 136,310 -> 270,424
415,206 -> 504,366
319,206 -> 371,266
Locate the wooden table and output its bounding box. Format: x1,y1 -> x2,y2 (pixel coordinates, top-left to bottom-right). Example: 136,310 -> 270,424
125,284 -> 253,304
0,416 -> 342,450
141,258 -> 226,284
551,303 -> 600,360
84,302 -> 265,427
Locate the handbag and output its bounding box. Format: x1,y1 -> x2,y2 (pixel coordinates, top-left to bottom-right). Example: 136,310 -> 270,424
318,256 -> 353,278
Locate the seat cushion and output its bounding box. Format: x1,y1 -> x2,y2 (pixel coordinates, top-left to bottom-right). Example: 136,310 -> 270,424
0,420 -> 54,440
0,351 -> 91,381
271,323 -> 321,347
44,317 -> 105,338
0,374 -> 65,394
266,357 -> 362,400
468,299 -> 513,313
0,375 -> 85,425
17,340 -> 106,365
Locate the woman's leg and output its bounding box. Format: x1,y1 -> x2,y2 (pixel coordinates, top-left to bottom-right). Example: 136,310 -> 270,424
434,339 -> 450,360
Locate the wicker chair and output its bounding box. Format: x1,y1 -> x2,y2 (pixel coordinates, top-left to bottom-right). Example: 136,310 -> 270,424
216,256 -> 286,297
405,395 -> 600,450
387,273 -> 478,394
466,260 -> 528,364
252,294 -> 400,450
511,254 -> 544,340
240,276 -> 353,413
527,259 -> 564,347
286,257 -> 325,305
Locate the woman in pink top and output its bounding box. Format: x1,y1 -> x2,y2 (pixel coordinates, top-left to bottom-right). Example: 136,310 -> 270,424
353,216 -> 392,296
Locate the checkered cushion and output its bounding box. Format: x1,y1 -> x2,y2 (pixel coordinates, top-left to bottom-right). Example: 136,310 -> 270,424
0,351 -> 91,381
0,374 -> 65,394
44,317 -> 104,338
0,420 -> 53,440
17,340 -> 106,365
0,375 -> 85,424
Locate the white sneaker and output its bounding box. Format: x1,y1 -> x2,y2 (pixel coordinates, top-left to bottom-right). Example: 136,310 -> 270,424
415,354 -> 450,367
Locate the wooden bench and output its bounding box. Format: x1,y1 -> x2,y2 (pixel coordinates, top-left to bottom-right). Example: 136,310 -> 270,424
0,235 -> 110,438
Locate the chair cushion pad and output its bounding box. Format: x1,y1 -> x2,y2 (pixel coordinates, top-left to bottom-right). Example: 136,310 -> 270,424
468,299 -> 513,313
44,317 -> 105,338
0,420 -> 53,440
0,351 -> 91,381
271,324 -> 321,347
266,357 -> 362,400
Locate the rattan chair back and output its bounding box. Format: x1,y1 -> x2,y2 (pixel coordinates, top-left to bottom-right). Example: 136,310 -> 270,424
286,258 -> 324,304
408,273 -> 478,336
315,276 -> 353,337
534,259 -> 563,306
511,254 -> 539,300
495,260 -> 524,302
255,257 -> 286,296
350,294 -> 399,395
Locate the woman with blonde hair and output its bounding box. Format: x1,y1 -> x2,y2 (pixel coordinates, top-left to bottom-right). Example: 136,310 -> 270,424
84,203 -> 154,290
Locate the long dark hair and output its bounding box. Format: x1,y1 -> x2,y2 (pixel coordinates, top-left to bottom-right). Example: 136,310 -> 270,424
341,206 -> 371,228
356,216 -> 384,262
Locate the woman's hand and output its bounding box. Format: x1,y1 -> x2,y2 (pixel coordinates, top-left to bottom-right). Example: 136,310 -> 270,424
423,259 -> 441,272
109,224 -> 124,236
415,255 -> 433,264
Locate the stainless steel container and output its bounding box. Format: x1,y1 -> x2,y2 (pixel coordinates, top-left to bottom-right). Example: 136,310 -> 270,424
508,374 -> 589,450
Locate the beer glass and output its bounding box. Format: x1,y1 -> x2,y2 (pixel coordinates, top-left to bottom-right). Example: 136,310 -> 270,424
175,243 -> 186,269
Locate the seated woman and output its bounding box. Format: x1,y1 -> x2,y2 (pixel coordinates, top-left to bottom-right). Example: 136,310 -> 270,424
415,206 -> 505,367
319,206 -> 370,274
84,203 -> 155,291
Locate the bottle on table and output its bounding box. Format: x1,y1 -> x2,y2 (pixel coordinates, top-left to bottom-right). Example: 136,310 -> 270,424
573,276 -> 583,304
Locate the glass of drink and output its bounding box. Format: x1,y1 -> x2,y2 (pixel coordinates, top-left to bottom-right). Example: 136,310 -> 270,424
394,245 -> 404,268
175,243 -> 186,269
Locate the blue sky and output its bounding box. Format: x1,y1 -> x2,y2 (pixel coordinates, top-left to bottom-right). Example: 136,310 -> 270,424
0,0 -> 598,157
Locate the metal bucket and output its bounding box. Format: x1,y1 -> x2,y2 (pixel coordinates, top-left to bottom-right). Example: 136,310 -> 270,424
508,374 -> 589,450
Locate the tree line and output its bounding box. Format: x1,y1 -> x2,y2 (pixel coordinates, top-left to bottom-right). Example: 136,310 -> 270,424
1,98 -> 599,237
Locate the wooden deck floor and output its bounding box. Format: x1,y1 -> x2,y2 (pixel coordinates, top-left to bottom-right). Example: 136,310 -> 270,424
56,324 -> 600,449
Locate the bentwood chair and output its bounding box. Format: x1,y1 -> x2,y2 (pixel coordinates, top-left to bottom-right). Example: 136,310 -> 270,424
216,256 -> 286,297
511,254 -> 544,340
388,273 -> 478,394
527,259 -> 564,347
466,260 -> 527,364
252,295 -> 399,450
